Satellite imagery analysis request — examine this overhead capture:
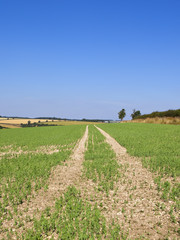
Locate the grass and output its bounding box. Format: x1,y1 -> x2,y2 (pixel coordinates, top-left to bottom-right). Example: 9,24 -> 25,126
84,125 -> 121,194
99,123 -> 180,205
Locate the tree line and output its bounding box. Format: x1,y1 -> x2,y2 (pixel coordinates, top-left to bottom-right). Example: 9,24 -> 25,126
118,109 -> 141,121
118,108 -> 180,121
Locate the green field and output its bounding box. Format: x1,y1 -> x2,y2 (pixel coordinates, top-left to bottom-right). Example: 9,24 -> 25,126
98,123 -> 180,176
0,123 -> 179,239
99,123 -> 180,203
0,126 -> 86,223
0,125 -> 86,150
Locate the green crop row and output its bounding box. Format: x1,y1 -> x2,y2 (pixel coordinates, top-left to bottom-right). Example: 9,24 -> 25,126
0,125 -> 86,224
99,123 -> 180,176
98,123 -> 180,206
21,186 -> 126,240
83,125 -> 120,194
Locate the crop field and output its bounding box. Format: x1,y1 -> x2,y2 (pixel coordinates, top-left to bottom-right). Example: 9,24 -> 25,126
0,125 -> 85,236
0,118 -> 53,129
0,118 -> 101,129
99,123 -> 180,205
0,123 -> 179,239
0,118 -> 51,124
45,120 -> 102,126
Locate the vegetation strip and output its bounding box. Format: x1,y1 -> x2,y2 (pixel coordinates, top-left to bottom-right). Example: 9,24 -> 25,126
95,125 -> 179,239
0,123 -> 179,239
0,125 -> 87,239
83,125 -> 120,195
21,186 -> 124,240
98,123 -> 180,208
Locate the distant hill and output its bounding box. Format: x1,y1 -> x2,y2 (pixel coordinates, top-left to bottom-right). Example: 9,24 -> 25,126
135,109 -> 180,119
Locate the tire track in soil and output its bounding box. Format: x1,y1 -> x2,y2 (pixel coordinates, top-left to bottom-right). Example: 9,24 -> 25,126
1,126 -> 88,239
95,126 -> 179,240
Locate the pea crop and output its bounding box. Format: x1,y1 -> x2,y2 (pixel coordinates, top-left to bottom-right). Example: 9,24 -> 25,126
22,186 -> 108,239
0,123 -> 179,239
84,125 -> 120,194
0,125 -> 85,223
99,123 -> 180,206
0,125 -> 85,150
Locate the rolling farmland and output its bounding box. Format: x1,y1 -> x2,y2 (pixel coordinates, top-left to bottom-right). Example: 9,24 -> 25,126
0,118 -> 52,129
0,118 -> 101,129
0,123 -> 179,239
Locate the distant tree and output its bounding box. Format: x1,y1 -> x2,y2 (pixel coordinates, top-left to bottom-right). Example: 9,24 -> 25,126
28,120 -> 31,125
118,109 -> 126,121
131,109 -> 141,119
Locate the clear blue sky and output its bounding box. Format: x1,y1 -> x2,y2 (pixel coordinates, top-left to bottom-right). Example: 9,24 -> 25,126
0,0 -> 180,120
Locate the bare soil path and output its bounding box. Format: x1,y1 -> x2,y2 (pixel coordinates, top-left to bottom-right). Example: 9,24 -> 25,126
1,126 -> 88,239
95,126 -> 179,239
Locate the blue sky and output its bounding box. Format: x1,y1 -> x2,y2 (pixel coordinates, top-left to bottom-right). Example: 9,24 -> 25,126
0,0 -> 180,120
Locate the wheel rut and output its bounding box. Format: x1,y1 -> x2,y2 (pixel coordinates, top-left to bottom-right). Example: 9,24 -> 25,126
95,126 -> 179,240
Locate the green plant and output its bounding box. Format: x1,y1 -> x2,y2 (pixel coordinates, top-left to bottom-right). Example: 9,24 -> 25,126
22,186 -> 122,239
84,125 -> 120,194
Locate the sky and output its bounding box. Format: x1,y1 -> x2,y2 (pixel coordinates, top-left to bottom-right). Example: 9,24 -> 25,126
0,0 -> 180,120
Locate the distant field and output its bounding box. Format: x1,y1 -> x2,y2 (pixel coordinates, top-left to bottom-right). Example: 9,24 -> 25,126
0,118 -> 102,128
0,118 -> 52,125
46,120 -> 102,126
0,118 -> 52,128
0,118 -> 52,124
0,118 -> 9,120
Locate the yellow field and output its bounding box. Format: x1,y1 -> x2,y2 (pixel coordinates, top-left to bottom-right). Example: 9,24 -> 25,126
0,118 -> 52,124
0,124 -> 21,128
0,118 -> 11,120
0,118 -> 102,128
0,118 -> 54,128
